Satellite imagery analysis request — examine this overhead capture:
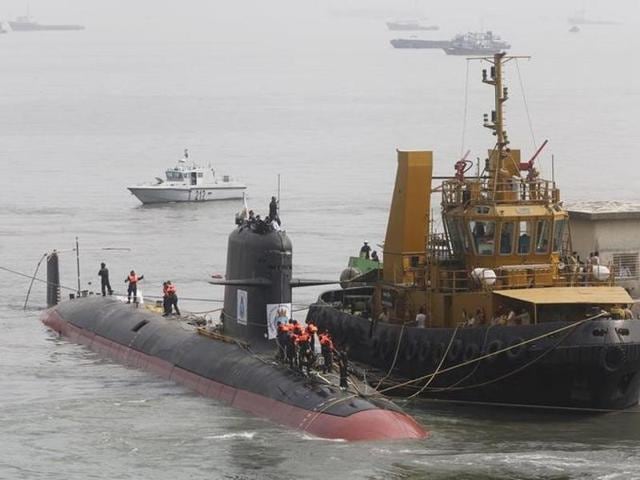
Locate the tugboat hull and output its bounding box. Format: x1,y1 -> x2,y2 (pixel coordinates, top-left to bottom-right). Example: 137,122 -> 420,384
308,302 -> 640,410
42,297 -> 426,441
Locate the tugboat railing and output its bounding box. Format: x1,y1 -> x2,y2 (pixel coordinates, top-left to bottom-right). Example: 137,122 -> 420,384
441,179 -> 558,206
432,264 -> 616,293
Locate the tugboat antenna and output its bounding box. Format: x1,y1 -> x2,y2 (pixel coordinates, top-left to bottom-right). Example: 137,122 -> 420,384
469,53 -> 531,187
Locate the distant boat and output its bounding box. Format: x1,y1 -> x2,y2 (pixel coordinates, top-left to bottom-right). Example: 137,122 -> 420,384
390,30 -> 510,54
127,150 -> 247,205
568,9 -> 620,25
569,25 -> 580,33
0,22 -> 9,34
386,20 -> 438,31
390,38 -> 450,49
443,31 -> 510,56
8,15 -> 84,31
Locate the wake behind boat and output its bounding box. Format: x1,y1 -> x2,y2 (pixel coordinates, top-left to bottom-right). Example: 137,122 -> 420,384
127,149 -> 247,204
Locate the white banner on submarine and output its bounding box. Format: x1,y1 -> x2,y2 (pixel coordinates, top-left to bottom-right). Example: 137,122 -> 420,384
266,303 -> 292,340
237,289 -> 248,325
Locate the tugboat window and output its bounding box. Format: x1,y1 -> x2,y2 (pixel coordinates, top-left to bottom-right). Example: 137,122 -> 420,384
499,222 -> 514,255
552,219 -> 567,253
517,220 -> 532,254
457,220 -> 471,253
535,220 -> 551,254
446,218 -> 463,255
469,220 -> 495,255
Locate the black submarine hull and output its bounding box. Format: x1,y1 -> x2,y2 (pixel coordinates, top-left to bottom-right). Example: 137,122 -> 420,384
308,290 -> 640,411
42,296 -> 427,441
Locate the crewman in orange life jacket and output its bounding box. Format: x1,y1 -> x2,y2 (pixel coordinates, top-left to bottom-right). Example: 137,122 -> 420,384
163,281 -> 180,316
305,322 -> 319,360
276,321 -> 291,362
295,330 -> 312,375
319,332 -> 334,374
125,270 -> 144,304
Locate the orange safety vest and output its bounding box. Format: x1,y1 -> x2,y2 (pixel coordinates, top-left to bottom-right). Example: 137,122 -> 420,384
128,274 -> 139,284
296,333 -> 310,345
320,334 -> 333,349
306,324 -> 318,335
277,323 -> 289,334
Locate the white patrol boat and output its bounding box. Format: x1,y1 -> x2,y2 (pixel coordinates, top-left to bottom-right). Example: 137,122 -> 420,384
127,150 -> 247,204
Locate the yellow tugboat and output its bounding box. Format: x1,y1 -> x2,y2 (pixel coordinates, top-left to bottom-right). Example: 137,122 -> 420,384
308,53 -> 640,410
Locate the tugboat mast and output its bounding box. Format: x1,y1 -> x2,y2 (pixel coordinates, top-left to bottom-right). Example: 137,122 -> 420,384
476,53 -> 530,188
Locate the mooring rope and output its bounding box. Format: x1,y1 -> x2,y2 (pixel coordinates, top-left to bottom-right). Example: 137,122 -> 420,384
377,312 -> 607,396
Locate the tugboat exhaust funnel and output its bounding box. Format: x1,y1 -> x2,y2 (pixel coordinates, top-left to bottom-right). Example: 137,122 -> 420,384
383,150 -> 433,284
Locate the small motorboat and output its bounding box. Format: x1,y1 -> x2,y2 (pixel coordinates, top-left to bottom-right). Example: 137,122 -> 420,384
127,149 -> 247,205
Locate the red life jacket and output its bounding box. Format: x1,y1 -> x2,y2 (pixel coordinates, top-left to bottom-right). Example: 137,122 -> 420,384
277,323 -> 289,334
306,324 -> 318,335
128,274 -> 139,283
320,334 -> 333,349
296,333 -> 310,345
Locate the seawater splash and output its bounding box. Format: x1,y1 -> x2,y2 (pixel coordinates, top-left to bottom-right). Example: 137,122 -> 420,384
300,434 -> 346,443
204,432 -> 256,440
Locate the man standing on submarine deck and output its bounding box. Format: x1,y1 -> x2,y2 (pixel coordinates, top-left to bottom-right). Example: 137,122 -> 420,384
98,262 -> 113,296
269,196 -> 280,225
125,270 -> 144,304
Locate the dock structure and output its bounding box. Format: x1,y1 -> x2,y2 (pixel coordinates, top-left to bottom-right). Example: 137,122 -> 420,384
568,202 -> 640,297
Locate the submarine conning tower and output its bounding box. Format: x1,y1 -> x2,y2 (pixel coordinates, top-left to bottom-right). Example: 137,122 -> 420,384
220,221 -> 292,345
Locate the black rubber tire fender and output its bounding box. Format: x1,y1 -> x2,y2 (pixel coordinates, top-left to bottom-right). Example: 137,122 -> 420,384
484,339 -> 504,363
347,324 -> 364,345
432,342 -> 447,365
404,338 -> 420,362
463,342 -> 480,362
417,340 -> 432,364
333,314 -> 346,340
382,333 -> 400,362
447,339 -> 464,363
372,336 -> 385,360
601,345 -> 626,373
506,337 -> 526,361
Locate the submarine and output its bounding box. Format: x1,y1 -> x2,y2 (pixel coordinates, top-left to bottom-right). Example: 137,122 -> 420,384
40,214 -> 427,441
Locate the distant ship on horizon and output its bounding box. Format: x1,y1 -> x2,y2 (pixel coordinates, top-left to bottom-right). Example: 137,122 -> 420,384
386,20 -> 439,31
567,9 -> 620,25
390,30 -> 510,56
444,31 -> 510,55
8,14 -> 84,32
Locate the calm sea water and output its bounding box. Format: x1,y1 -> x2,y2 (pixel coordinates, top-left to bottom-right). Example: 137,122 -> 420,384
2,0 -> 640,478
